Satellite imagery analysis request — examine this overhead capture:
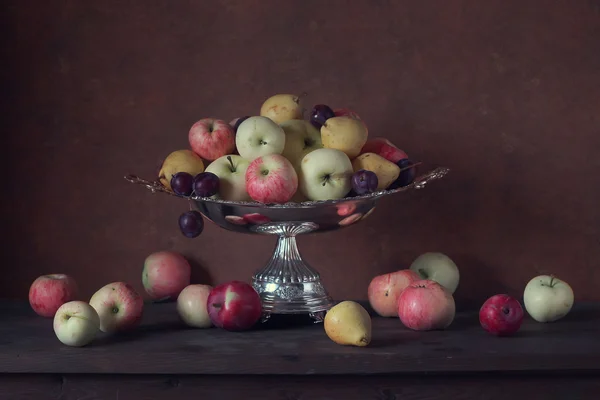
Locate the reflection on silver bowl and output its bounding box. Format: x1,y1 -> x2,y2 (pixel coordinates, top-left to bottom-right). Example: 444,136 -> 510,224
125,166 -> 449,322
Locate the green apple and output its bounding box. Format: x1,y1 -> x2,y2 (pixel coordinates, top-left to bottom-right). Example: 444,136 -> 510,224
235,116 -> 285,160
205,155 -> 251,201
523,275 -> 574,322
280,119 -> 323,170
298,148 -> 353,201
410,252 -> 460,294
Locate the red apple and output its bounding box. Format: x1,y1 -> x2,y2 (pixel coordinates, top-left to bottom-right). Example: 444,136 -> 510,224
360,137 -> 409,163
189,118 -> 236,161
368,269 -> 421,317
142,250 -> 191,300
29,274 -> 78,318
334,108 -> 362,120
89,282 -> 144,333
397,279 -> 455,331
245,153 -> 298,204
479,294 -> 524,336
207,280 -> 262,331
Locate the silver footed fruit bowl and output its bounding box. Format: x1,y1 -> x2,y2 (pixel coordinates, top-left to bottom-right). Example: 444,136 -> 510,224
124,166 -> 449,323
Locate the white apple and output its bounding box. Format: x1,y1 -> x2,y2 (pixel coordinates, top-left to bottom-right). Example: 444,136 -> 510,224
280,119 -> 323,169
245,154 -> 298,203
53,301 -> 100,347
89,282 -> 144,333
205,155 -> 251,201
523,275 -> 574,323
235,116 -> 286,160
409,252 -> 460,294
298,148 -> 353,201
177,284 -> 213,328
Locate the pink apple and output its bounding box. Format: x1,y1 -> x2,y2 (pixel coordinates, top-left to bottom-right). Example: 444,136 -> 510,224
245,153 -> 298,204
189,118 -> 236,161
479,294 -> 524,336
28,274 -> 78,318
142,250 -> 191,300
360,137 -> 409,163
334,108 -> 362,120
89,282 -> 144,333
207,280 -> 262,331
397,279 -> 455,331
177,284 -> 213,328
368,269 -> 421,317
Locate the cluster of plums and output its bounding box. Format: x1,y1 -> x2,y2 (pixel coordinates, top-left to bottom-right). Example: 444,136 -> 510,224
170,171 -> 221,238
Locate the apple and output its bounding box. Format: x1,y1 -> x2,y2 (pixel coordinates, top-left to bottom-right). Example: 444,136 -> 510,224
368,269 -> 421,317
158,149 -> 205,191
235,116 -> 286,160
204,155 -> 251,201
177,284 -> 213,328
260,93 -> 304,124
352,153 -> 401,190
89,282 -> 144,333
245,154 -> 298,204
479,294 -> 524,336
523,275 -> 574,323
280,119 -> 323,169
207,280 -> 262,331
142,250 -> 191,300
53,300 -> 100,347
397,279 -> 456,331
334,108 -> 362,120
321,116 -> 368,159
189,118 -> 236,161
360,138 -> 409,163
410,252 -> 460,294
298,148 -> 353,201
28,274 -> 78,318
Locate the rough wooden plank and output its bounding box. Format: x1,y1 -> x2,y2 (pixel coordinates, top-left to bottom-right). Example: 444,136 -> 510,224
1,301 -> 599,375
1,374 -> 600,400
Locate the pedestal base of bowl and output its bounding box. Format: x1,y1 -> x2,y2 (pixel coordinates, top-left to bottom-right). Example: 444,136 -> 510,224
251,222 -> 334,324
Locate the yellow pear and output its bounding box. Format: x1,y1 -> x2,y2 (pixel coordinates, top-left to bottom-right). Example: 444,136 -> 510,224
158,149 -> 205,190
321,116 -> 368,159
351,153 -> 400,190
324,301 -> 372,347
260,93 -> 305,124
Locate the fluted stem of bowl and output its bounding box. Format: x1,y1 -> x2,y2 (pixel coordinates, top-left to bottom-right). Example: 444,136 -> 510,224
254,224 -> 320,284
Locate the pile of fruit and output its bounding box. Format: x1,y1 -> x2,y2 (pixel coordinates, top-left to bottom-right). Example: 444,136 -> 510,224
29,250 -> 575,348
155,93 -> 419,238
28,250 -> 266,347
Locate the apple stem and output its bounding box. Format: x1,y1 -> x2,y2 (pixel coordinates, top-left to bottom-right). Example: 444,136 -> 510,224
549,275 -> 555,287
295,91 -> 308,104
227,155 -> 235,172
212,303 -> 222,309
418,268 -> 429,279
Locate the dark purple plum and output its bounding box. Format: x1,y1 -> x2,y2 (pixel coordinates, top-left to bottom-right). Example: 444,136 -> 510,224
388,159 -> 417,189
170,172 -> 194,196
310,104 -> 336,129
351,169 -> 378,195
193,172 -> 220,197
178,210 -> 204,238
233,116 -> 250,132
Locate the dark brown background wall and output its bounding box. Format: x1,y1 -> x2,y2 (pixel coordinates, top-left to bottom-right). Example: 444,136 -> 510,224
2,0 -> 599,307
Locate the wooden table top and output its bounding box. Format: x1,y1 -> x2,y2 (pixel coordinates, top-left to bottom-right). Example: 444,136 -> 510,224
1,300 -> 599,375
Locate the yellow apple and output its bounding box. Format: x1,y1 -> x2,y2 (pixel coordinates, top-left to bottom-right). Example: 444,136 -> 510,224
321,116 -> 368,159
158,150 -> 205,190
260,93 -> 304,124
351,153 -> 400,190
